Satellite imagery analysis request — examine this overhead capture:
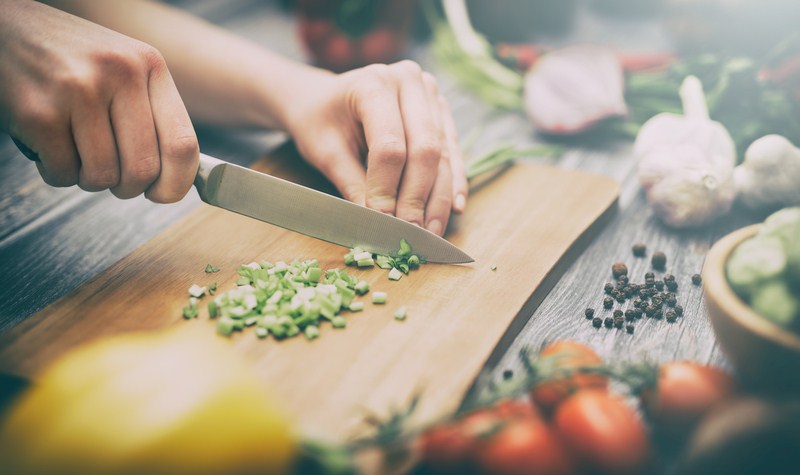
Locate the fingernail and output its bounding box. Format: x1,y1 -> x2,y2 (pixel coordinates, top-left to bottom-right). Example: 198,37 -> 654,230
454,193 -> 466,213
427,219 -> 443,236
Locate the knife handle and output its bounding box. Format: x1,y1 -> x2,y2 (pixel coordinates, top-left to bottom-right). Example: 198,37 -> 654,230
194,153 -> 225,202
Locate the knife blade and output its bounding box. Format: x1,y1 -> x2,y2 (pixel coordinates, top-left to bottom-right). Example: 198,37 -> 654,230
194,154 -> 473,264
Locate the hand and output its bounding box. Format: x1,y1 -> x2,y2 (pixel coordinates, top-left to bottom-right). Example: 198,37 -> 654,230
0,0 -> 199,202
281,60 -> 468,236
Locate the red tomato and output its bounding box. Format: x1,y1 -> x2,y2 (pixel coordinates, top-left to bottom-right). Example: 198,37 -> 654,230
319,33 -> 357,72
530,341 -> 608,413
640,361 -> 736,437
491,399 -> 540,419
476,418 -> 576,475
554,390 -> 651,475
419,422 -> 477,474
358,27 -> 403,65
298,18 -> 334,52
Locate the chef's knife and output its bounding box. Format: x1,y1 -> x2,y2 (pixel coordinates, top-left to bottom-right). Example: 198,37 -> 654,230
194,154 -> 473,264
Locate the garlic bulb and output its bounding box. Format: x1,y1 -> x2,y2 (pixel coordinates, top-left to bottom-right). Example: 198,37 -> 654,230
734,134 -> 800,209
635,76 -> 736,227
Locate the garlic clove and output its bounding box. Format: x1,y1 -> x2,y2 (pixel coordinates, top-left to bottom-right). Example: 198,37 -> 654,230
523,45 -> 627,134
646,166 -> 736,228
734,134 -> 800,209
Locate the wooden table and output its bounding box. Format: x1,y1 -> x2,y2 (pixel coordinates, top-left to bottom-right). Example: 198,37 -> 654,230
0,0 -> 763,413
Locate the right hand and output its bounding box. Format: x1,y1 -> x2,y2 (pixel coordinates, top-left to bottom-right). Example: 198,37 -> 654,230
0,0 -> 199,202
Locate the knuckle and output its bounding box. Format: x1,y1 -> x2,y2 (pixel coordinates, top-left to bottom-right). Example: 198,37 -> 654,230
145,185 -> 186,204
393,59 -> 422,76
137,44 -> 168,75
422,71 -> 439,93
82,167 -> 119,189
164,132 -> 199,162
398,196 -> 427,214
127,154 -> 161,184
429,192 -> 452,212
41,171 -> 76,188
410,139 -> 442,165
365,194 -> 397,214
370,138 -> 407,167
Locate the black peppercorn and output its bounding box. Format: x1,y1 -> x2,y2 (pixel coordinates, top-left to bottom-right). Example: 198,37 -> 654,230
666,294 -> 677,307
654,280 -> 665,291
604,282 -> 614,294
645,305 -> 656,317
666,310 -> 677,323
675,305 -> 684,317
593,317 -> 603,328
639,288 -> 650,299
615,295 -> 626,304
585,308 -> 595,319
614,318 -> 624,329
666,281 -> 678,292
604,317 -> 614,328
612,262 -> 628,279
645,272 -> 655,280
652,251 -> 667,270
663,274 -> 675,283
633,298 -> 644,309
613,309 -> 623,319
692,274 -> 702,285
625,309 -> 636,321
632,243 -> 646,257
634,308 -> 644,319
618,275 -> 629,285
603,297 -> 614,309
626,324 -> 635,334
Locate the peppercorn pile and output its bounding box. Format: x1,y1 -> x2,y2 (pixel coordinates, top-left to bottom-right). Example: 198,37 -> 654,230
585,243 -> 702,334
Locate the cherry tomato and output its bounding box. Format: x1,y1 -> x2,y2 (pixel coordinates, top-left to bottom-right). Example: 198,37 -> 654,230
476,418 -> 576,475
298,18 -> 334,53
319,32 -> 357,72
358,27 -> 403,65
554,389 -> 651,475
640,361 -> 736,437
419,421 -> 477,474
530,341 -> 608,413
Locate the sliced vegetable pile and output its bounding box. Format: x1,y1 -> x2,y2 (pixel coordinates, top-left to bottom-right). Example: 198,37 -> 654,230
727,207 -> 800,332
182,240 -> 426,341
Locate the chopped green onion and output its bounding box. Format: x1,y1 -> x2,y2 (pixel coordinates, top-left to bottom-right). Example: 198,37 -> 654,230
372,291 -> 388,305
388,268 -> 403,281
182,305 -> 198,319
376,255 -> 395,269
408,255 -> 420,268
204,263 -> 220,273
348,301 -> 365,312
255,327 -> 268,339
304,325 -> 320,340
394,306 -> 408,321
331,316 -> 347,328
209,282 -> 218,295
355,280 -> 370,295
188,284 -> 206,298
398,238 -> 412,257
216,317 -> 235,336
357,257 -> 375,268
208,301 -> 218,318
491,265 -> 497,271
244,316 -> 259,327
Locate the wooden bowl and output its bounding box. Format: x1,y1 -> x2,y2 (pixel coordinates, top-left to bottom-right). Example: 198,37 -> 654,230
703,225 -> 800,391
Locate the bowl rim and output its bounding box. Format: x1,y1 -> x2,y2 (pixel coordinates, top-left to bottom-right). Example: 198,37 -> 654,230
703,224 -> 800,351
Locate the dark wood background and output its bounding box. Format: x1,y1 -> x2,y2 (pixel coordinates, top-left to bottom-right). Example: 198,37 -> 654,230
0,0 -> 765,406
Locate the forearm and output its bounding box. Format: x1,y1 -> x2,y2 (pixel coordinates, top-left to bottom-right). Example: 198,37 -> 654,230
42,0 -> 326,130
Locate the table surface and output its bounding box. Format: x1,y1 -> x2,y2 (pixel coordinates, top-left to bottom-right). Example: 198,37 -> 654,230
0,0 -> 764,407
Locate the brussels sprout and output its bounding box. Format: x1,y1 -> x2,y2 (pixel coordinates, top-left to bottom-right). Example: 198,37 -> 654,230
751,280 -> 799,327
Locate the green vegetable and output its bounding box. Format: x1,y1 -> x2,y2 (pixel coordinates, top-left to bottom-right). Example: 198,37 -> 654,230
209,282 -> 217,295
304,325 -> 320,340
355,280 -> 370,295
188,284 -> 206,298
216,317 -> 235,336
331,316 -> 347,329
491,265 -> 497,271
255,327 -> 268,339
727,207 -> 800,331
182,304 -> 198,319
204,263 -> 220,273
348,301 -> 365,312
388,268 -> 403,281
394,306 -> 408,321
372,292 -> 387,305
398,239 -> 412,257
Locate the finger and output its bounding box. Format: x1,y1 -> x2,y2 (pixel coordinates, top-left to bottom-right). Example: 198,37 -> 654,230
144,58 -> 199,204
109,80 -> 161,199
11,121 -> 80,188
424,153 -> 454,236
394,62 -> 443,228
437,94 -> 468,213
71,94 -> 120,192
354,65 -> 408,215
308,133 -> 367,206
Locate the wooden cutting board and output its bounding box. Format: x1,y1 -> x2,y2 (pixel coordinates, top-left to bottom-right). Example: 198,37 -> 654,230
0,144 -> 618,441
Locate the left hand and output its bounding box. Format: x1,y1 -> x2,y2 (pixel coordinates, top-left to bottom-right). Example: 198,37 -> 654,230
279,60 -> 468,237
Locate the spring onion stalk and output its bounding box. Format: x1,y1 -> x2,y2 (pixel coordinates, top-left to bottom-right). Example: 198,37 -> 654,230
465,144 -> 563,180
394,306 -> 408,321
355,280 -> 370,295
304,325 -> 320,340
388,268 -> 403,281
348,301 -> 365,312
331,316 -> 347,329
372,292 -> 388,305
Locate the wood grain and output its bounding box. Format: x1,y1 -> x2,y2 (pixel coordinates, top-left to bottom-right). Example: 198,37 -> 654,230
0,146 -> 618,441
